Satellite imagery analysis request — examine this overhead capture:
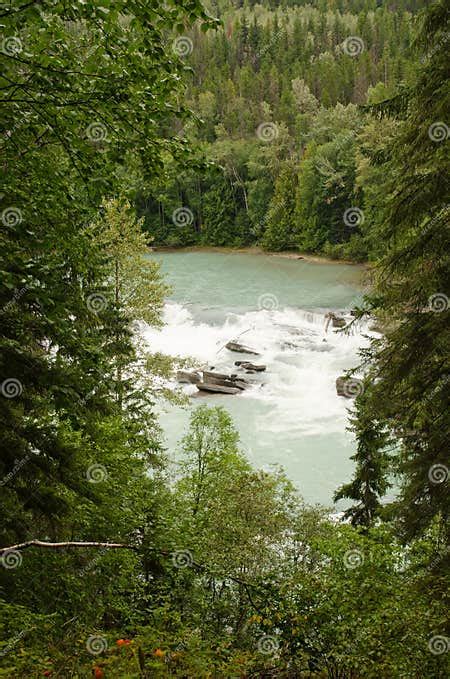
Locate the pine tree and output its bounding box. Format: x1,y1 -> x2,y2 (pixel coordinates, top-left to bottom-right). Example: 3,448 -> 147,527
334,387 -> 392,528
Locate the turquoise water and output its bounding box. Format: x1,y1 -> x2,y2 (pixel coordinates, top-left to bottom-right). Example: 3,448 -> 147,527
144,250 -> 368,507
152,250 -> 364,315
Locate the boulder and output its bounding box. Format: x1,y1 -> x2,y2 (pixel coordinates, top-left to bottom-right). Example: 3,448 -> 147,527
203,370 -> 232,381
233,380 -> 250,390
177,370 -> 201,384
336,377 -> 347,396
336,376 -> 363,399
325,312 -> 347,331
197,382 -> 241,395
202,370 -> 249,391
226,341 -> 260,355
206,376 -> 247,391
235,361 -> 266,372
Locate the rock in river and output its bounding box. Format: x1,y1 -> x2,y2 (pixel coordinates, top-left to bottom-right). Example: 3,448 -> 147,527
235,361 -> 266,372
177,370 -> 201,384
197,382 -> 241,395
325,312 -> 347,330
226,341 -> 260,355
336,376 -> 363,398
202,370 -> 249,391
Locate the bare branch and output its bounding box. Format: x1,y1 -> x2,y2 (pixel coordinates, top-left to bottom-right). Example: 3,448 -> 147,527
0,540 -> 136,553
0,541 -> 267,612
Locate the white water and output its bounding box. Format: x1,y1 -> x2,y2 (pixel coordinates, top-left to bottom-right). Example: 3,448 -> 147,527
142,251 -> 371,507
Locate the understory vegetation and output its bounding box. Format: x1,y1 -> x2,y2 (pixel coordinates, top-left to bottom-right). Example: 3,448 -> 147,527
1,0 -> 449,677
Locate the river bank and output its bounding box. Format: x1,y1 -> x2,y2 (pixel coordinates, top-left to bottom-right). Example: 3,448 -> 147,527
151,244 -> 369,269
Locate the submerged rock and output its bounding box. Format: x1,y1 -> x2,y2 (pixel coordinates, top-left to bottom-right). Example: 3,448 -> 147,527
325,312 -> 347,331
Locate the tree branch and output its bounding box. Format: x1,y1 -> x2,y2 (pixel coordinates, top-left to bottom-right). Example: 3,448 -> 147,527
0,540 -> 137,553
0,0 -> 40,18
0,540 -> 267,613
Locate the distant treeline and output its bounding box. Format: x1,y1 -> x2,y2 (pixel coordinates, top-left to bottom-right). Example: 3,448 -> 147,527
137,0 -> 422,260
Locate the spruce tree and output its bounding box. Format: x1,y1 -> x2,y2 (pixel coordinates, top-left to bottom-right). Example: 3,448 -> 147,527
334,388 -> 392,528
353,0 -> 450,544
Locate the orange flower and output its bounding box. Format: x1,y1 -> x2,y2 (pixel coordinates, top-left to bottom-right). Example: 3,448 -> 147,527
154,648 -> 166,659
94,668 -> 104,679
116,638 -> 131,647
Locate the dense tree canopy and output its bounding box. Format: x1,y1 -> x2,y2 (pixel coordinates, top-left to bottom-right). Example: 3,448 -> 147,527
1,0 -> 216,542
350,0 -> 450,544
137,0 -> 424,259
1,0 -> 448,677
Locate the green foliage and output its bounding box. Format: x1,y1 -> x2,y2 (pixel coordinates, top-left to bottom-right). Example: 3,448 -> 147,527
353,0 -> 450,548
0,0 -> 213,544
173,406 -> 296,575
1,1 -> 448,677
137,0 -> 421,258
2,402 -> 450,677
334,384 -> 392,526
93,198 -> 170,326
262,160 -> 299,250
199,168 -> 243,245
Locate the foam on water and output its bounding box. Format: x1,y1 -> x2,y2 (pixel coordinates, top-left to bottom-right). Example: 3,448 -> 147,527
142,301 -> 369,439
140,251 -> 370,505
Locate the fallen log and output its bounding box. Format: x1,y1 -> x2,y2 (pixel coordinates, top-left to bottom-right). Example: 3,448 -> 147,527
0,540 -> 136,552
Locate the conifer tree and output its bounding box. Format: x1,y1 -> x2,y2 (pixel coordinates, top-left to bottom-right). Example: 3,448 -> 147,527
354,0 -> 450,544
262,161 -> 299,251
334,387 -> 392,527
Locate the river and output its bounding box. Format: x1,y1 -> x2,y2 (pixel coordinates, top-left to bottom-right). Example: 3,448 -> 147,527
143,250 -> 370,508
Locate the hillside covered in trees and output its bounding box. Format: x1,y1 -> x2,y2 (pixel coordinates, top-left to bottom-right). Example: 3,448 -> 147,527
137,0 -> 425,260
1,0 -> 449,677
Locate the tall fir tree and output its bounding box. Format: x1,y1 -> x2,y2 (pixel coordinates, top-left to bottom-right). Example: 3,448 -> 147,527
353,0 -> 450,546
334,386 -> 392,527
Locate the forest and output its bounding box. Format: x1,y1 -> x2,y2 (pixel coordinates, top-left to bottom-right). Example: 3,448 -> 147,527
1,0 -> 449,677
138,0 -> 422,260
